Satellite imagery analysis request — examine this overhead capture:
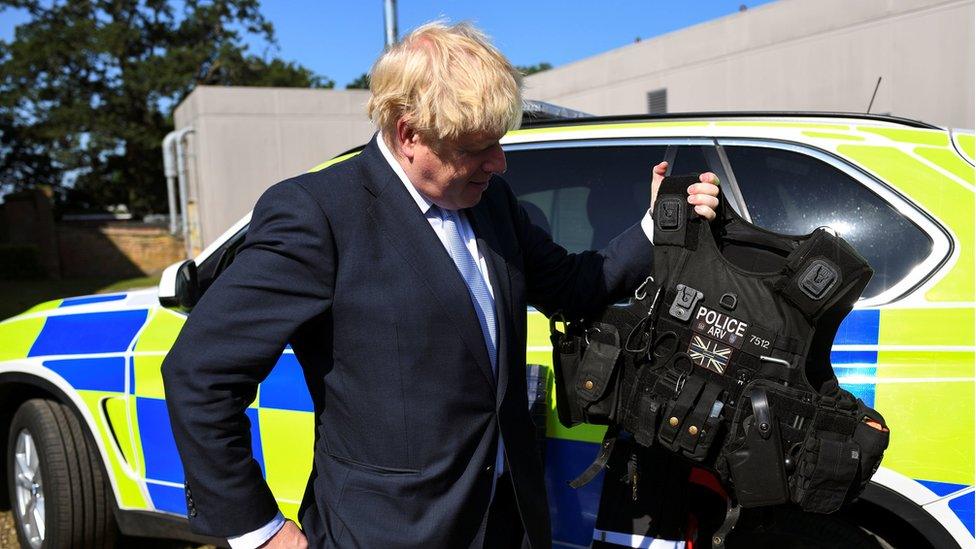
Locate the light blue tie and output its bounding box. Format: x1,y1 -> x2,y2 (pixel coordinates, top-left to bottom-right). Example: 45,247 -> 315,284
435,206 -> 498,372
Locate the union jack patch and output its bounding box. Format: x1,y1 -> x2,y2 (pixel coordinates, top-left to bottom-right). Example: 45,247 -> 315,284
688,335 -> 733,374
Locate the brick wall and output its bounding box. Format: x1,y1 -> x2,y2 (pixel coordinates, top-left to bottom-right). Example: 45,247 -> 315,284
57,224 -> 185,279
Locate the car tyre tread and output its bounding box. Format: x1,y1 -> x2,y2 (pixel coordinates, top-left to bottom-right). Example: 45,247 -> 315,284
7,399 -> 117,549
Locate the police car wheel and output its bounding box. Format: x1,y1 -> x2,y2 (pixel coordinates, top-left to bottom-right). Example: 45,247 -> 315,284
6,399 -> 117,548
726,506 -> 882,549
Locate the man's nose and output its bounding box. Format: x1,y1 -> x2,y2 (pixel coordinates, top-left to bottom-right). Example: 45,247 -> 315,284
482,145 -> 506,175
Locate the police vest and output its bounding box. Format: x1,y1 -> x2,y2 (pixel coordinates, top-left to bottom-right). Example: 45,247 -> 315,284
550,175 -> 890,518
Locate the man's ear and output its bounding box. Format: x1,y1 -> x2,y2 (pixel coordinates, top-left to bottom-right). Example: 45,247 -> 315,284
394,118 -> 417,160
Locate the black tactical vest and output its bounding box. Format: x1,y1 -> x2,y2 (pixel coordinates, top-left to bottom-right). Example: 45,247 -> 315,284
550,176 -> 890,525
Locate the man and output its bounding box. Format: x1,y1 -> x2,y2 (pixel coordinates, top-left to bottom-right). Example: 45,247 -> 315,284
161,21 -> 720,549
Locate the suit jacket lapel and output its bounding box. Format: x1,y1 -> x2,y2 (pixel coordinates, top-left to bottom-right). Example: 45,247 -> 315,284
467,201 -> 514,408
359,137 -> 497,391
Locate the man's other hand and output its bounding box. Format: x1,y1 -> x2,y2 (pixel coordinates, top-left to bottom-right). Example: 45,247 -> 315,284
259,520 -> 307,549
650,162 -> 721,221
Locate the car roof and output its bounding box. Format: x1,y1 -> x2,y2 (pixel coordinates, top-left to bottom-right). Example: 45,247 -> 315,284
330,111 -> 946,159
517,111 -> 942,131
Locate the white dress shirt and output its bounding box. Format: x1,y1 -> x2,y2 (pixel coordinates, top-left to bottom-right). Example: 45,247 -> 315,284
228,137 -> 656,548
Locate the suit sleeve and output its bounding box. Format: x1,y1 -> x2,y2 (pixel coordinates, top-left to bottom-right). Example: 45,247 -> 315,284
161,179 -> 335,537
504,182 -> 654,319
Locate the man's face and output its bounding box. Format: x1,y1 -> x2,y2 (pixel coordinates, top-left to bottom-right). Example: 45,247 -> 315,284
398,127 -> 507,210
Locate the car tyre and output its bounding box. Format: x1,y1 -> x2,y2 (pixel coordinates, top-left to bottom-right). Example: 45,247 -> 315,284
6,399 -> 117,548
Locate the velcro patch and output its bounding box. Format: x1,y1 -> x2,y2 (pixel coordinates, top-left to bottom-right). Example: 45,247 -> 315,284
692,305 -> 748,348
688,334 -> 733,374
741,324 -> 777,357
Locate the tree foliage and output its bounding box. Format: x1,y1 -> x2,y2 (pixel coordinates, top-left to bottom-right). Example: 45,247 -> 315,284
346,72 -> 370,90
0,0 -> 331,216
515,62 -> 552,77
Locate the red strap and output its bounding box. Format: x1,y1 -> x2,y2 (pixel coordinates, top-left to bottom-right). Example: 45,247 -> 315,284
688,466 -> 728,500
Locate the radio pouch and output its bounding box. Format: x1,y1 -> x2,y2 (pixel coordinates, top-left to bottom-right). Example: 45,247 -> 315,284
574,322 -> 623,425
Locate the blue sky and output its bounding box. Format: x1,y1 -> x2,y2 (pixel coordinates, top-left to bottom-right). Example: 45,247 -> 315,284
1,1 -> 777,88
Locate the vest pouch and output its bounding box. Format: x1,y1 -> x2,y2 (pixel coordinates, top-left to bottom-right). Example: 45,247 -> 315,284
551,319 -> 586,427
628,387 -> 663,447
726,387 -> 790,507
657,371 -> 706,452
790,433 -> 860,513
676,381 -> 726,462
849,403 -> 890,498
574,322 -> 623,425
683,399 -> 726,462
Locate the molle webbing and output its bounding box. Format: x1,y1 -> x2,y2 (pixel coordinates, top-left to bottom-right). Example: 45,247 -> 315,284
549,176 -> 888,526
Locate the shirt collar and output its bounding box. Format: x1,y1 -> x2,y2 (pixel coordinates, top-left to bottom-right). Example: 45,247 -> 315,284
376,133 -> 434,215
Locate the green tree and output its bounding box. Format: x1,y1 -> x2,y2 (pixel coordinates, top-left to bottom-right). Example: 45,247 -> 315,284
0,0 -> 332,217
515,62 -> 552,76
346,72 -> 370,90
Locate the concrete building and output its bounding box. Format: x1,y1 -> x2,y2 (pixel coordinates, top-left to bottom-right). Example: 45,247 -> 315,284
170,0 -> 973,254
522,0 -> 974,128
172,87 -> 375,253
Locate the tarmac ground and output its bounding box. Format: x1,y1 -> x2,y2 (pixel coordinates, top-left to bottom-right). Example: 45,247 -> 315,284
0,508 -> 213,548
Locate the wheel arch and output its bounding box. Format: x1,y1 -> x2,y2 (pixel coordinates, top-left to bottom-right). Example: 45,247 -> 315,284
0,370 -> 225,545
0,371 -> 122,512
850,481 -> 962,549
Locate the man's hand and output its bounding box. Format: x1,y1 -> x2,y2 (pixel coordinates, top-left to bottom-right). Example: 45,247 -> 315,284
650,161 -> 721,221
259,520 -> 307,549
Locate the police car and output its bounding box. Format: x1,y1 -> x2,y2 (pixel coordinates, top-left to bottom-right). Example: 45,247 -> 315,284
0,112 -> 972,548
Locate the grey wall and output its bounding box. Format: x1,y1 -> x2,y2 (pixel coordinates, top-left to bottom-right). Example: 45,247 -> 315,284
173,86 -> 375,252
523,0 -> 974,129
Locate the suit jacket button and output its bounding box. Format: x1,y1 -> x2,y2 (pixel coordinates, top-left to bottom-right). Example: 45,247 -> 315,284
485,464 -> 494,474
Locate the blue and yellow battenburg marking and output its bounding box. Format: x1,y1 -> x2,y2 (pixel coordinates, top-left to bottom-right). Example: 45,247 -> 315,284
127,310 -> 312,518
0,289 -> 972,543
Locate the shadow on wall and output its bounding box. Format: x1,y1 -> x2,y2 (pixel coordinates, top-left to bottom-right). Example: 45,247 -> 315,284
56,222 -> 184,279
0,188 -> 185,281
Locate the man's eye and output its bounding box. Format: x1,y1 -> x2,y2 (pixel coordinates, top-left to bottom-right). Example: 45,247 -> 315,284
458,143 -> 496,156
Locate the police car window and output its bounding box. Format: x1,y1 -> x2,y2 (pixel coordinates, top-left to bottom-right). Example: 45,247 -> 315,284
724,146 -> 932,299
504,145 -> 668,252
197,225 -> 249,295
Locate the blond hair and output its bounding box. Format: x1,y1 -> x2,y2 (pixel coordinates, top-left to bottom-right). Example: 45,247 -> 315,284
367,21 -> 523,147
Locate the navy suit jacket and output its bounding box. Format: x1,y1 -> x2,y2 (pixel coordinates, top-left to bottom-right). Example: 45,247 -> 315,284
162,135 -> 654,548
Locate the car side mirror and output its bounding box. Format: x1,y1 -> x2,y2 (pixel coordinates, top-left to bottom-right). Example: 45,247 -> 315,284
158,259 -> 199,311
